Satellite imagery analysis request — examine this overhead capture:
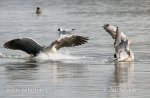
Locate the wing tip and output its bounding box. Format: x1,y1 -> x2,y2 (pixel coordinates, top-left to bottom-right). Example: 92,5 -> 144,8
4,42 -> 10,49
4,39 -> 18,49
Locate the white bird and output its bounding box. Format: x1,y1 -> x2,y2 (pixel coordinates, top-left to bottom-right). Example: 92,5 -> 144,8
58,28 -> 75,37
103,24 -> 134,62
4,34 -> 89,57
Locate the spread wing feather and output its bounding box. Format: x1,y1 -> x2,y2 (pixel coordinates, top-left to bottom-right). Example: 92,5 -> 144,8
4,38 -> 43,56
54,35 -> 89,50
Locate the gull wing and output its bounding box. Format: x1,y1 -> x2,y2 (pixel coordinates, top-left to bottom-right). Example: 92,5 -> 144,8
103,24 -> 127,40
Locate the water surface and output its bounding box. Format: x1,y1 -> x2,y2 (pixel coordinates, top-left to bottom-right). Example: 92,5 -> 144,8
0,0 -> 150,98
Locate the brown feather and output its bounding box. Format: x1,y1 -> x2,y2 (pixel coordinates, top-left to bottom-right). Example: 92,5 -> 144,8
54,35 -> 89,50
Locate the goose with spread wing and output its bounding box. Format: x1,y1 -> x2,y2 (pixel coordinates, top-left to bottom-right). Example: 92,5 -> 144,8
103,24 -> 134,62
4,31 -> 89,57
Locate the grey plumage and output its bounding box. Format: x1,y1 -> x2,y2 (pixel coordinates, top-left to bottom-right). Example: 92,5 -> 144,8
4,38 -> 44,56
103,24 -> 134,61
4,35 -> 89,56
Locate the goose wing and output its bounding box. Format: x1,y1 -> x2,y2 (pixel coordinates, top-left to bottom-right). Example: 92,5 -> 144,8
4,38 -> 43,56
53,35 -> 89,50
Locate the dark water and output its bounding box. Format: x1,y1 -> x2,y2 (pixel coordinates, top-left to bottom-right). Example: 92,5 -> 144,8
0,0 -> 150,98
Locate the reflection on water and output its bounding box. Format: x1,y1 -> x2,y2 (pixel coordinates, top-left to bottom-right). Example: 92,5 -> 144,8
5,60 -> 38,70
106,62 -> 135,97
114,62 -> 134,87
50,61 -> 87,80
4,60 -> 38,81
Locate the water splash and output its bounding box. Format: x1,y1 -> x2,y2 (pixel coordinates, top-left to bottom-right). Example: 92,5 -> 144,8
99,57 -> 115,63
0,50 -> 87,64
0,53 -> 26,59
35,50 -> 85,62
0,53 -> 6,58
